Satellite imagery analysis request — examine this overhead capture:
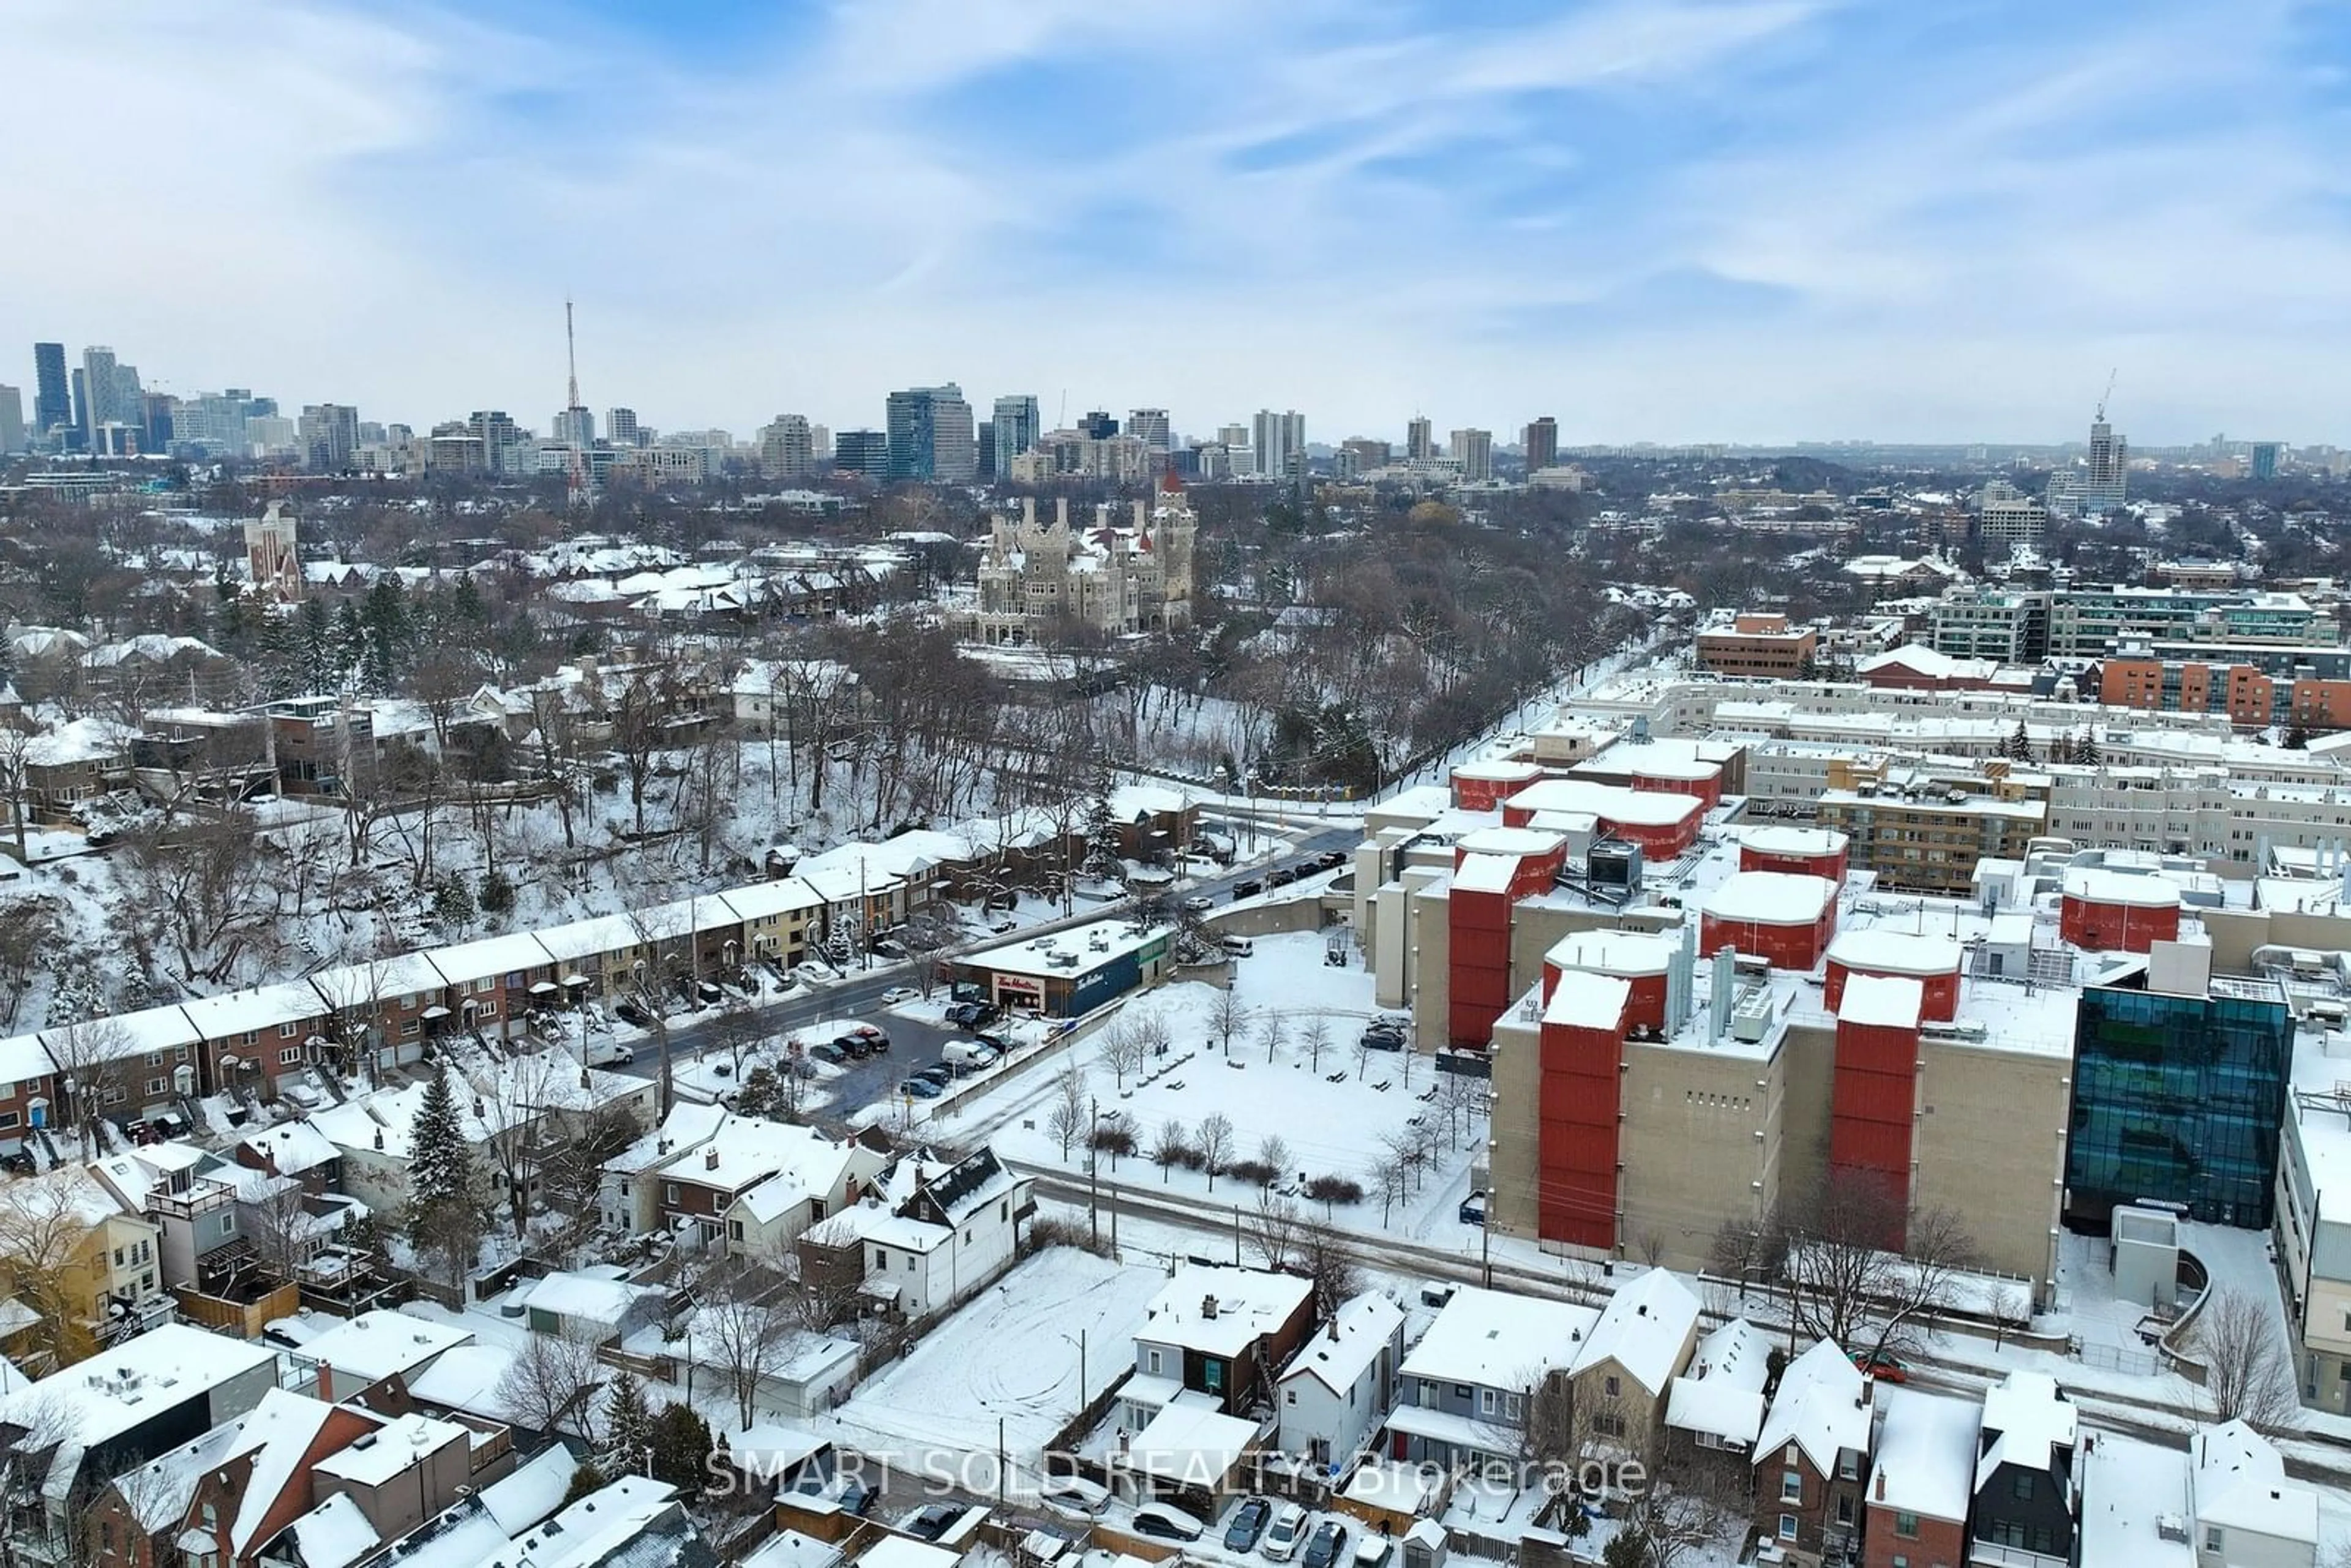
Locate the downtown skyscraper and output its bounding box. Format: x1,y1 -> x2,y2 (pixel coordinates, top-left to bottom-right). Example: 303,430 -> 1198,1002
31,342 -> 70,445
992,394 -> 1040,478
885,384 -> 975,483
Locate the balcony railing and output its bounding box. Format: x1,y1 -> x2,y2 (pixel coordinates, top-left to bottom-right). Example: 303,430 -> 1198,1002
1969,1539 -> 2068,1568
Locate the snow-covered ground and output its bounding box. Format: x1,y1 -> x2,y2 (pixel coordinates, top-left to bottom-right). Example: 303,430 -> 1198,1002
820,1247 -> 1165,1488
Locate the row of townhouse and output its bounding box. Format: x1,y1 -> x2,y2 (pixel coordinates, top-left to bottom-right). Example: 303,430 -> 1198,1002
0,876 -> 907,1146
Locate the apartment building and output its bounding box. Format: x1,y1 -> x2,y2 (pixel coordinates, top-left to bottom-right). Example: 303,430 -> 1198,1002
1695,613 -> 1818,678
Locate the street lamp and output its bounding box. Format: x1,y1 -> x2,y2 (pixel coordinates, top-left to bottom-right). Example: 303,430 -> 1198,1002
1059,1329 -> 1088,1417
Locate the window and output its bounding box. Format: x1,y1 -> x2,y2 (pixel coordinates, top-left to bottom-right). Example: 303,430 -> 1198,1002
1838,1450 -> 1859,1480
1480,1389 -> 1498,1416
1000,1200 -> 1010,1221
1285,1389 -> 1297,1406
1781,1471 -> 1802,1503
1894,1512 -> 1919,1538
2206,1528 -> 2223,1553
1506,1394 -> 1522,1420
1148,1349 -> 1163,1375
1604,1375 -> 1620,1398
1778,1515 -> 1797,1542
874,1248 -> 889,1270
146,1077 -> 168,1095
279,1047 -> 302,1066
2011,1471 -> 2034,1501
729,1220 -> 743,1240
0,1112 -> 16,1130
280,1022 -> 299,1038
1835,1495 -> 1853,1526
1455,1384 -> 1473,1399
664,1182 -> 679,1204
1892,1557 -> 1910,1568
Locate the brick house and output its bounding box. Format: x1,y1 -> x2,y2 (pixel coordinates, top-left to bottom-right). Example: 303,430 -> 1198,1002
1753,1340 -> 1873,1567
1863,1386 -> 1979,1568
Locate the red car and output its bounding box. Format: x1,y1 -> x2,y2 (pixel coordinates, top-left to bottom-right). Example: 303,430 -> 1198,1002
1850,1350 -> 1909,1383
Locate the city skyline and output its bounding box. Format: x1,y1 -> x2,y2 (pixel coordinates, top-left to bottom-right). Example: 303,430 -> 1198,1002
6,1 -> 2348,445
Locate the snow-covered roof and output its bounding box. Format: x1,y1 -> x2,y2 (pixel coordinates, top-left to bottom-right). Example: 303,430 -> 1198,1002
2189,1419 -> 2317,1544
669,1111 -> 840,1197
1123,1395 -> 1260,1485
1505,776 -> 1703,828
179,980 -> 331,1040
1453,852 -> 1521,896
1544,929 -> 1678,980
0,1031 -> 53,1083
1139,1266 -> 1312,1359
1544,970 -> 1632,1032
1664,1319 -> 1770,1446
313,1411 -> 468,1486
44,1001 -> 204,1062
719,879 -> 825,922
299,1307 -> 474,1384
1826,929 -> 1963,978
2062,868 -> 2182,909
738,1531 -> 842,1568
1570,1270 -> 1699,1396
1839,973 -> 1924,1030
403,1342 -> 517,1420
2078,1433 -> 2193,1568
283,1493 -> 379,1568
486,1476 -> 685,1568
1867,1387 -> 1979,1525
1976,1370 -> 2076,1490
964,919 -> 1172,983
1741,825 -> 1848,858
607,1100 -> 729,1176
241,1119 -> 341,1176
1278,1291 -> 1403,1396
1755,1339 -> 1870,1476
0,1324 -> 277,1454
1401,1286 -> 1597,1389
1704,871 -> 1835,926
478,1444 -> 579,1536
307,951 -> 451,1007
428,931 -> 558,982
521,1269 -> 662,1327
1857,644 -> 1994,681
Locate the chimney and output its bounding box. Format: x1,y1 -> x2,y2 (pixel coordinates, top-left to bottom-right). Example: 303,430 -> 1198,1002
373,1129 -> 384,1150
1874,1472 -> 1885,1502
317,1363 -> 336,1403
705,1148 -> 721,1171
1709,947 -> 1737,1041
1202,1295 -> 1219,1319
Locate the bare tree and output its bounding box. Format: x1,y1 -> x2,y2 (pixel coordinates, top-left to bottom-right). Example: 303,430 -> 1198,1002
43,1017 -> 137,1155
1607,1469 -> 1752,1568
1379,1125 -> 1425,1198
1297,1222 -> 1362,1319
1258,1135 -> 1291,1184
114,816 -> 288,987
241,1178 -> 321,1287
1100,1016 -> 1147,1091
1299,1016 -> 1330,1074
1438,1070 -> 1484,1149
0,1173 -> 108,1373
1046,1062 -> 1091,1160
1197,1112 -> 1235,1191
1152,1117 -> 1190,1184
1248,1190 -> 1303,1270
0,726 -> 31,865
1258,1010 -> 1287,1064
2195,1288 -> 2300,1433
1774,1172 -> 1978,1362
692,1259 -> 804,1429
1990,1285 -> 2029,1351
1368,1151 -> 1406,1226
1210,987 -> 1250,1058
1130,1005 -> 1172,1065
471,1052 -> 564,1239
495,1324 -> 607,1436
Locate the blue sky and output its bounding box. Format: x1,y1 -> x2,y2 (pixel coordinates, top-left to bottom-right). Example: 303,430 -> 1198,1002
6,0 -> 2348,445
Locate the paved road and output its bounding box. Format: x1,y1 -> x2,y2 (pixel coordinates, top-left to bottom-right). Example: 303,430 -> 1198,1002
606,823 -> 1362,1117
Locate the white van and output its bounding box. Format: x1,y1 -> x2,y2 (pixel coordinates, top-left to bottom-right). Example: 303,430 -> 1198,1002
1262,1504 -> 1308,1562
1221,935 -> 1255,958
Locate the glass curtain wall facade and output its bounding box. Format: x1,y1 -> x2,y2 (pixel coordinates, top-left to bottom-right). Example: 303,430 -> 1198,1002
2064,978 -> 2292,1229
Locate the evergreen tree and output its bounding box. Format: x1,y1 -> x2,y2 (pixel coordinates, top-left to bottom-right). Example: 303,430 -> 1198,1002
433,874 -> 477,928
647,1403 -> 712,1496
561,1458 -> 608,1505
479,866 -> 516,917
332,599 -> 367,681
298,597 -> 333,692
1081,765 -> 1125,886
604,1372 -> 653,1469
361,578 -> 411,692
2287,722 -> 2311,750
2002,720 -> 2033,763
405,1070 -> 484,1291
2074,729 -> 2101,767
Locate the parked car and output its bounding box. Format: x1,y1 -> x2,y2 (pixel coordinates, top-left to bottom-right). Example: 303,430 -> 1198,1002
1352,1536 -> 1393,1568
915,1062 -> 955,1085
1223,1499 -> 1271,1553
904,1504 -> 961,1542
1130,1504 -> 1204,1544
1262,1505 -> 1309,1562
1458,1190 -> 1487,1226
833,1034 -> 871,1059
614,999 -> 654,1027
1850,1350 -> 1909,1383
1303,1520 -> 1349,1568
792,963 -> 835,985
1267,866 -> 1298,888
1314,850 -> 1349,871
901,1077 -> 946,1100
1232,879 -> 1264,899
879,986 -> 918,1004
809,1041 -> 848,1065
1182,895 -> 1216,913
1040,1476 -> 1111,1519
1361,1026 -> 1406,1052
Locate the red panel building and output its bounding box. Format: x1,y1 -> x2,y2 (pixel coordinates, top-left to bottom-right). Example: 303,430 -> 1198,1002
1627,757 -> 1723,809
1738,825 -> 1850,883
1698,872 -> 1839,971
2058,869 -> 2183,953
1500,779 -> 1706,857
1451,760 -> 1544,812
1829,974 -> 1923,1237
1823,930 -> 1962,1023
1541,929 -> 1677,1033
1537,970 -> 1630,1251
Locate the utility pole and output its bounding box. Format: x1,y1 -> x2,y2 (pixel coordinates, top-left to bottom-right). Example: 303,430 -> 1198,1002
1234,1202 -> 1242,1265
1089,1098 -> 1101,1247
998,1416 -> 1007,1506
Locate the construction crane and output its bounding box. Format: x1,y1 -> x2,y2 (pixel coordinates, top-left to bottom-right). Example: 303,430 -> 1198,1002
563,299 -> 589,509
2096,367 -> 2117,424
